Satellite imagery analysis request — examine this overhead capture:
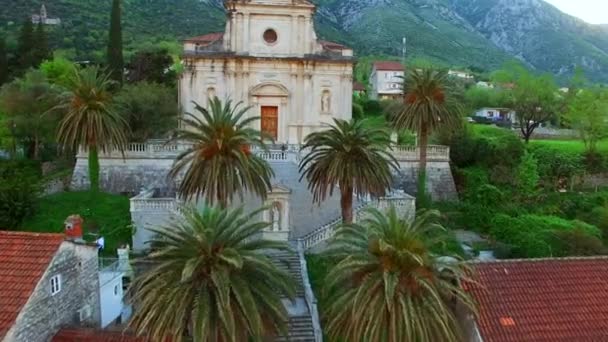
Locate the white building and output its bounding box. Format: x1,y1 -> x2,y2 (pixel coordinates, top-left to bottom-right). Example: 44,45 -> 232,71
369,61 -> 404,100
179,0 -> 354,144
474,107 -> 515,121
448,69 -> 474,80
31,4 -> 61,25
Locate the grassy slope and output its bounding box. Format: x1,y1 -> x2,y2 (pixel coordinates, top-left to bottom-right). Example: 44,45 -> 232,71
21,191 -> 131,254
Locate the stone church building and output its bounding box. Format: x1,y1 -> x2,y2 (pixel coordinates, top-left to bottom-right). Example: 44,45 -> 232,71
179,0 -> 354,144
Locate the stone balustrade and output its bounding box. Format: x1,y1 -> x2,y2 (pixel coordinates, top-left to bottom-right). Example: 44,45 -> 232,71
391,144 -> 450,162
298,192 -> 416,251
78,140 -> 449,163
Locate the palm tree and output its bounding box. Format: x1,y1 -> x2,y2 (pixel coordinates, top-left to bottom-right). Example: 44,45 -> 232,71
169,97 -> 273,207
323,207 -> 476,342
55,66 -> 128,192
299,119 -> 397,223
390,68 -> 461,205
128,205 -> 296,342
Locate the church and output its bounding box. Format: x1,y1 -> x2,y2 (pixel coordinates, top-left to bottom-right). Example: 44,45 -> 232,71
179,0 -> 355,144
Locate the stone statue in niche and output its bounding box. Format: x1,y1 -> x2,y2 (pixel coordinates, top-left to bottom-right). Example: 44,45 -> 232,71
271,203 -> 281,231
321,90 -> 331,113
207,87 -> 216,101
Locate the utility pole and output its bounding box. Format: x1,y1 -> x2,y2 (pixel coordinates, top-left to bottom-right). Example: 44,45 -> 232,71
402,37 -> 407,64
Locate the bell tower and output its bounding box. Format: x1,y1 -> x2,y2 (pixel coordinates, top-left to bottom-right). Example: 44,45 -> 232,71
223,0 -> 319,57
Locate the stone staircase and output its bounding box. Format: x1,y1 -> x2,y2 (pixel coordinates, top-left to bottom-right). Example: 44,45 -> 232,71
267,251 -> 317,342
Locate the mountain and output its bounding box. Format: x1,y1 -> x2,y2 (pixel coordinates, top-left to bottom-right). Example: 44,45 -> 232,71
449,0 -> 608,82
1,0 -> 607,82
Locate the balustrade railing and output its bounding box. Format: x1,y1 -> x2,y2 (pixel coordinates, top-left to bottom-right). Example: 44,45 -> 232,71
79,140 -> 450,162
392,144 -> 450,161
298,194 -> 415,251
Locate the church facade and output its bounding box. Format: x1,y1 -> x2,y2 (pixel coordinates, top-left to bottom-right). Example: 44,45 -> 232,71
179,0 -> 354,144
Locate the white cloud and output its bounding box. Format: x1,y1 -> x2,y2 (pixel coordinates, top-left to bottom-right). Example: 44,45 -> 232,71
544,0 -> 608,24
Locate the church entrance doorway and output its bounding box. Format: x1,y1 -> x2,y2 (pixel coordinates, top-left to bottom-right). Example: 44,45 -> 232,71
261,106 -> 278,140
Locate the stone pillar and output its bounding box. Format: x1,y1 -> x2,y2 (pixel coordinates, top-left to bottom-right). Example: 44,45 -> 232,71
304,16 -> 311,55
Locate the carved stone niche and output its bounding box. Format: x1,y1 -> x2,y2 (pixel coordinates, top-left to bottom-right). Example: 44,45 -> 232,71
261,184 -> 291,241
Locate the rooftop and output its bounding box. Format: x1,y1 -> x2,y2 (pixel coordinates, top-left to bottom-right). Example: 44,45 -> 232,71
373,61 -> 404,71
53,328 -> 145,342
464,257 -> 608,342
0,231 -> 65,338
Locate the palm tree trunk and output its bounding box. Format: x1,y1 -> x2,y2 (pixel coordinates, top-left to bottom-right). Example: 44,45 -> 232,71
89,145 -> 100,192
417,125 -> 428,207
341,185 -> 354,224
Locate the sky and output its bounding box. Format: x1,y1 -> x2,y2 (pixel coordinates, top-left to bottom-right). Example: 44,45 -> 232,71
544,0 -> 608,24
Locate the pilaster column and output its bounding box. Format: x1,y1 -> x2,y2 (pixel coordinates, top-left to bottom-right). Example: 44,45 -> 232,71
243,13 -> 250,53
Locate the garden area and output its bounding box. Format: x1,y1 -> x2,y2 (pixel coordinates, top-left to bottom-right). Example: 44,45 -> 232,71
0,159 -> 132,255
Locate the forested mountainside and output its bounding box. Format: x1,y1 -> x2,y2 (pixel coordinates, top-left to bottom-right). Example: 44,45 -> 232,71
1,0 -> 607,81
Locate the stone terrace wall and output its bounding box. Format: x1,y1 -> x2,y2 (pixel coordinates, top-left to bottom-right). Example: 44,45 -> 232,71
394,161 -> 457,201
71,157 -> 175,194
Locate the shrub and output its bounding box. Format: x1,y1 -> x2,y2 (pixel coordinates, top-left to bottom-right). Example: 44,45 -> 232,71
528,145 -> 584,189
352,102 -> 364,120
516,152 -> 539,197
0,160 -> 42,229
489,214 -> 602,258
552,229 -> 607,256
362,99 -> 383,116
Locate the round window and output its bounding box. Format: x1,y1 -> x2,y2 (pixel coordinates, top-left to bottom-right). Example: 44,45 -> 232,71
263,29 -> 278,44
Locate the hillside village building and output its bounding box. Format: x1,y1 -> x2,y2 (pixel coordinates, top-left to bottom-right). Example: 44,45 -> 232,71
180,0 -> 354,144
31,4 -> 61,25
369,61 -> 404,100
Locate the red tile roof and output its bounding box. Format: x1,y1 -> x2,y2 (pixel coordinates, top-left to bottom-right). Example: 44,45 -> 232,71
53,328 -> 146,342
373,61 -> 404,71
319,40 -> 348,51
0,231 -> 65,338
353,81 -> 366,91
464,257 -> 608,342
184,32 -> 224,45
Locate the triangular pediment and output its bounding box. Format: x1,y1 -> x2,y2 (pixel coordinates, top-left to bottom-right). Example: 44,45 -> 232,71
270,184 -> 291,194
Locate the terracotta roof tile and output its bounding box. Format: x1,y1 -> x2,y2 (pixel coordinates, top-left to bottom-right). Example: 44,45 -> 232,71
183,32 -> 224,45
353,82 -> 366,91
53,328 -> 146,342
373,61 -> 404,71
319,40 -> 348,51
0,231 -> 65,338
465,257 -> 608,342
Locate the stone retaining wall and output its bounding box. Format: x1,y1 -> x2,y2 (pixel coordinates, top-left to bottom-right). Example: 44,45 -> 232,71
394,161 -> 457,201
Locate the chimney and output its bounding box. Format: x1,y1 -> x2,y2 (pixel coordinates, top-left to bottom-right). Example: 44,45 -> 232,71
64,215 -> 84,241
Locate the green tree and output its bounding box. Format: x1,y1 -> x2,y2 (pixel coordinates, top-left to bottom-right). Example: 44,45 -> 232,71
107,0 -> 124,84
55,67 -> 128,192
17,19 -> 35,72
40,57 -> 78,87
493,62 -> 560,143
299,119 -> 397,223
0,38 -> 8,85
169,97 -> 273,206
564,88 -> 608,153
126,49 -> 176,86
32,22 -> 50,67
128,205 -> 295,342
390,68 -> 461,206
0,70 -> 60,159
114,82 -> 177,141
323,207 -> 476,341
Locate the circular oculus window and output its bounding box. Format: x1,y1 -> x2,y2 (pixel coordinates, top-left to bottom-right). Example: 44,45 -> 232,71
263,29 -> 278,44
